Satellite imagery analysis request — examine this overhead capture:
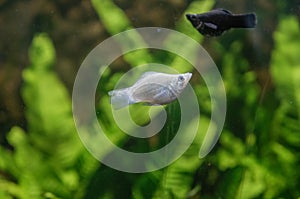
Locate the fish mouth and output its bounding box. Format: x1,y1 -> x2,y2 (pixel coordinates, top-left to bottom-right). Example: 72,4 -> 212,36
184,72 -> 192,82
185,14 -> 191,19
185,14 -> 194,21
185,14 -> 203,29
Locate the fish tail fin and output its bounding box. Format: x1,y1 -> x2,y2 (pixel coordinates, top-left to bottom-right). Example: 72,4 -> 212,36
108,88 -> 132,109
231,13 -> 257,28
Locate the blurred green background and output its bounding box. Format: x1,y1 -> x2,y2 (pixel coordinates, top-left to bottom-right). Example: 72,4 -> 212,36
0,0 -> 300,198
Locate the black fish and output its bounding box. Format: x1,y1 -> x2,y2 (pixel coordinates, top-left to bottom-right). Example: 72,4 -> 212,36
186,8 -> 257,36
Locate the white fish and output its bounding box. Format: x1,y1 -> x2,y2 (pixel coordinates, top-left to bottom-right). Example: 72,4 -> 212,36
108,71 -> 192,109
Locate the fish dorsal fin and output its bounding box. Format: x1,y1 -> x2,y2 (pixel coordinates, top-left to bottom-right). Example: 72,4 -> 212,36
135,71 -> 160,83
140,71 -> 159,78
219,8 -> 232,15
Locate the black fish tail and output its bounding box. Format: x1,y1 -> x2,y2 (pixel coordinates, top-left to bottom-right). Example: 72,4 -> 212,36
230,13 -> 257,28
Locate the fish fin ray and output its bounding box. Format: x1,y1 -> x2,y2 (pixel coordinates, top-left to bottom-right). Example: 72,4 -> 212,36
217,8 -> 232,15
204,22 -> 218,30
108,89 -> 134,109
132,71 -> 160,85
138,71 -> 159,80
152,88 -> 174,103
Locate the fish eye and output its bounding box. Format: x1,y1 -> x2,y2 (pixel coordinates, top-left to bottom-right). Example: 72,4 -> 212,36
178,75 -> 185,82
190,14 -> 197,20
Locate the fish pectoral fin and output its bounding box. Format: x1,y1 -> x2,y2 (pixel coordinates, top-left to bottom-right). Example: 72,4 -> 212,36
204,22 -> 218,30
153,89 -> 169,100
151,88 -> 175,104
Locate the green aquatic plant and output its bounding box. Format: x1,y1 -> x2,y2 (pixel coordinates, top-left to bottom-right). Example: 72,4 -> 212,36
92,0 -> 215,198
0,1 -> 300,199
201,15 -> 300,199
0,33 -> 98,199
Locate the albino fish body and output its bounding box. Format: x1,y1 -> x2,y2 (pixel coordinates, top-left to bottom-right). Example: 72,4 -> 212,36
108,72 -> 192,109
